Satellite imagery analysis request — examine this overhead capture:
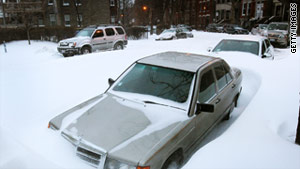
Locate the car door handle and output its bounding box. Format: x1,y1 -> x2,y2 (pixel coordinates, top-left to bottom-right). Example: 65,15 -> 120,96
215,98 -> 221,104
232,84 -> 236,89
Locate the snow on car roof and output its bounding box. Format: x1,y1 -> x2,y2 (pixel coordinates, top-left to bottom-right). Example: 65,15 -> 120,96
137,51 -> 217,72
221,35 -> 267,42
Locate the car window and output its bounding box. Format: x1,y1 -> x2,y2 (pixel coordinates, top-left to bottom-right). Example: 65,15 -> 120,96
223,62 -> 233,83
265,39 -> 270,48
105,28 -> 115,36
198,69 -> 217,103
214,64 -> 227,91
92,29 -> 104,38
115,27 -> 125,35
261,41 -> 266,55
213,40 -> 259,56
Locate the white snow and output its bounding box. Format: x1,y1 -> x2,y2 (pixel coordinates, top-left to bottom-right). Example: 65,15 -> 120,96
0,32 -> 299,169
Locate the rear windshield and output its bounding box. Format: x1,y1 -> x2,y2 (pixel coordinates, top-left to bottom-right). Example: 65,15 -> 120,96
213,40 -> 259,56
115,27 -> 125,35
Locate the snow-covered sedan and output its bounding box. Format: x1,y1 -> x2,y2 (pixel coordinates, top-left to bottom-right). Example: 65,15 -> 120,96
155,28 -> 188,40
48,52 -> 242,169
208,35 -> 274,59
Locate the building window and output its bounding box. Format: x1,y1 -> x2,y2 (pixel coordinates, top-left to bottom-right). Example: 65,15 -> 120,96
247,3 -> 251,16
110,0 -> 115,6
63,0 -> 69,6
64,14 -> 70,27
49,14 -> 56,26
48,0 -> 53,5
77,14 -> 82,27
275,5 -> 282,16
38,18 -> 44,27
111,16 -> 116,24
226,10 -> 230,20
242,2 -> 247,16
75,0 -> 82,6
221,10 -> 224,19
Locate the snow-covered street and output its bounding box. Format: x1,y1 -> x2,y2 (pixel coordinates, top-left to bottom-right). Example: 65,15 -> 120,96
0,31 -> 300,169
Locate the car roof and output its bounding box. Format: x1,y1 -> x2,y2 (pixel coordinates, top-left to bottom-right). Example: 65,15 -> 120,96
220,35 -> 266,42
137,52 -> 218,72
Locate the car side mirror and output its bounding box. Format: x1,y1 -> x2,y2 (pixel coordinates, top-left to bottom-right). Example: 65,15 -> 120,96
195,103 -> 214,115
207,47 -> 213,52
262,52 -> 271,58
108,78 -> 115,86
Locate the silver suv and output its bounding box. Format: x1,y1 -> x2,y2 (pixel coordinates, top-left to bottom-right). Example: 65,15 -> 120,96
266,22 -> 289,48
57,25 -> 128,57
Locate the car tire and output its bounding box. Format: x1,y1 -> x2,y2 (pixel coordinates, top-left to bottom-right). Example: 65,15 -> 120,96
63,53 -> 69,57
234,94 -> 239,107
162,151 -> 183,169
223,102 -> 234,121
114,43 -> 124,50
81,46 -> 91,55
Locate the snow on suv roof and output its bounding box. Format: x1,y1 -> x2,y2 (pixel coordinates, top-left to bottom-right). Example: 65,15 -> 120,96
137,51 -> 217,72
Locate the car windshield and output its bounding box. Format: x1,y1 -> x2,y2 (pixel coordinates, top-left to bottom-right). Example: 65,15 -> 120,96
111,63 -> 194,103
267,24 -> 288,31
259,24 -> 267,29
162,29 -> 175,34
76,28 -> 95,37
213,40 -> 259,55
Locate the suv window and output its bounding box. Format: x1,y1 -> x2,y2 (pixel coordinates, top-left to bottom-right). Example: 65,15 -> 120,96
93,29 -> 104,38
214,64 -> 227,91
115,27 -> 125,35
198,70 -> 217,103
105,28 -> 115,36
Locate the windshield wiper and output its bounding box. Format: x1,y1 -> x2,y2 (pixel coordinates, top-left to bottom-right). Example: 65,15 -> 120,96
143,100 -> 185,111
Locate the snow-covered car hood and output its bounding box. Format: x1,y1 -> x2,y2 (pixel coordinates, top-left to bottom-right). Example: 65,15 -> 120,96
59,36 -> 91,44
156,32 -> 176,40
61,93 -> 187,163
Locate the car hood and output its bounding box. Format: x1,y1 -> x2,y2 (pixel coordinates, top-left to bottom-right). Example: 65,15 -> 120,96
62,93 -> 188,163
267,30 -> 288,35
60,36 -> 91,43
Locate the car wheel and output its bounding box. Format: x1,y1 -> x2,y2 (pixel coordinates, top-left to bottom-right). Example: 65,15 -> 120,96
63,53 -> 69,57
234,94 -> 239,107
162,152 -> 183,169
223,102 -> 234,121
81,46 -> 91,55
114,43 -> 123,50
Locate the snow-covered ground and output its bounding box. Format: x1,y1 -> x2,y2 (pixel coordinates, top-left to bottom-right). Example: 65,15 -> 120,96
0,31 -> 299,169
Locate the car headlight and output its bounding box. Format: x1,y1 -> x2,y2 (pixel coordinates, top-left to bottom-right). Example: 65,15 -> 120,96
68,42 -> 76,47
104,158 -> 136,169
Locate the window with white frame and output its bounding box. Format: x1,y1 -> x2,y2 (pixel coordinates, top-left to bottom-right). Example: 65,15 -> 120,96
38,17 -> 44,26
110,0 -> 115,6
49,14 -> 56,26
48,0 -> 53,5
242,2 -> 247,16
63,0 -> 69,6
64,14 -> 71,26
77,14 -> 83,27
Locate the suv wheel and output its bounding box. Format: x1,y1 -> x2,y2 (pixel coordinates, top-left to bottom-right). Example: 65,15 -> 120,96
114,43 -> 123,50
81,46 -> 91,54
162,152 -> 183,169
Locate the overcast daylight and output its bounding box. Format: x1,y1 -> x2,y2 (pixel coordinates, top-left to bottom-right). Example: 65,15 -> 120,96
0,0 -> 300,169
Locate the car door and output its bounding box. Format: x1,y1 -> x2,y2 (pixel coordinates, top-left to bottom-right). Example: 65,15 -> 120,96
104,28 -> 116,49
91,29 -> 106,51
194,66 -> 221,140
213,62 -> 236,118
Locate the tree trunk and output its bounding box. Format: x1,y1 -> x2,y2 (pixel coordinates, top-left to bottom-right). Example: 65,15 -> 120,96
27,28 -> 31,45
296,107 -> 300,145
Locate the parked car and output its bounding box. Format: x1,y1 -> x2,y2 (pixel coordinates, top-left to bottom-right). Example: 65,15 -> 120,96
57,25 -> 128,57
208,35 -> 274,59
179,27 -> 194,38
49,51 -> 242,169
222,24 -> 236,34
177,24 -> 192,31
265,22 -> 289,48
251,24 -> 268,35
206,23 -> 223,33
155,28 -> 189,40
233,26 -> 249,34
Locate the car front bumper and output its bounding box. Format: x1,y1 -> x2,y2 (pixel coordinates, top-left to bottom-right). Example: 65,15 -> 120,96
57,47 -> 80,55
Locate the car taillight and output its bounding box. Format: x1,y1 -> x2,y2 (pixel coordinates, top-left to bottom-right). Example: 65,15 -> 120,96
137,166 -> 150,169
125,35 -> 128,40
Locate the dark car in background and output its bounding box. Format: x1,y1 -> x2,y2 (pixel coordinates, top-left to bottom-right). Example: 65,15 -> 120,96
266,22 -> 289,48
206,23 -> 224,33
